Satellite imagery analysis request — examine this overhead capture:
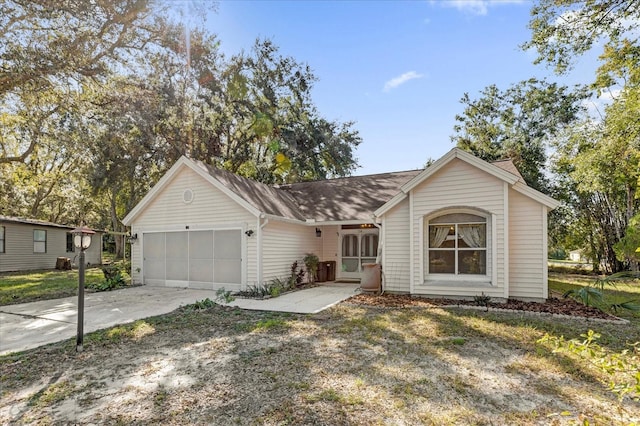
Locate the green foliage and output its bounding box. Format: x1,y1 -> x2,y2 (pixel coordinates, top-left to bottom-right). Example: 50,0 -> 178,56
86,264 -> 127,292
562,271 -> 640,312
290,261 -> 305,287
192,298 -> 216,310
234,276 -> 298,299
538,330 -> 640,401
614,213 -> 640,265
563,286 -> 603,307
215,287 -> 235,304
0,3 -> 360,238
452,78 -> 589,193
303,253 -> 320,284
473,293 -> 492,308
523,0 -> 640,74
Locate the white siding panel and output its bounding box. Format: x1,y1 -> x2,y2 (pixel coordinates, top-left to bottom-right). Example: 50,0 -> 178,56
262,221 -> 321,284
509,189 -> 546,300
383,198 -> 411,292
410,158 -> 506,297
130,166 -> 257,285
0,222 -> 102,272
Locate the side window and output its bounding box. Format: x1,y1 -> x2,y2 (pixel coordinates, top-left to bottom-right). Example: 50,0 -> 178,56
66,233 -> 75,252
0,226 -> 5,253
34,229 -> 47,253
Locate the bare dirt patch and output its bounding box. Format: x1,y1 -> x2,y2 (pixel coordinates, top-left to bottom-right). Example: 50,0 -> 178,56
1,303 -> 638,425
346,293 -> 619,320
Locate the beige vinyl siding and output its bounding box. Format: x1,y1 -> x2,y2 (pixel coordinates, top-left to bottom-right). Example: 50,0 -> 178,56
130,166 -> 257,285
320,225 -> 339,264
411,158 -> 505,299
261,220 -> 321,284
509,189 -> 546,300
0,222 -> 102,272
382,198 -> 411,292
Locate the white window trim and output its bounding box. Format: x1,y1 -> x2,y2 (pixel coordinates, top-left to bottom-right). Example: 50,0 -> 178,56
33,229 -> 47,254
421,208 -> 494,285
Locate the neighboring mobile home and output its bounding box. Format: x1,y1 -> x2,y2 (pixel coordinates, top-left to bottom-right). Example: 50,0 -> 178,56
123,148 -> 559,301
0,216 -> 102,272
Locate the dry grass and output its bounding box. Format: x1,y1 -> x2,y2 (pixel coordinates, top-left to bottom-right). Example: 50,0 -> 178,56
1,300 -> 639,425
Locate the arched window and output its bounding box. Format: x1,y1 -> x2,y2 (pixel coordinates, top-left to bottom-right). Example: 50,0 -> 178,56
427,212 -> 487,275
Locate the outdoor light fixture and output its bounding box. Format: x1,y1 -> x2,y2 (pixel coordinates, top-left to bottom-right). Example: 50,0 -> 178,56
245,229 -> 254,237
71,225 -> 95,353
315,228 -> 322,238
128,233 -> 138,244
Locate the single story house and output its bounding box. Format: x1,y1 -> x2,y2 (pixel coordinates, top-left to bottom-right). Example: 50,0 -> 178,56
123,148 -> 559,301
0,216 -> 103,272
568,249 -> 589,263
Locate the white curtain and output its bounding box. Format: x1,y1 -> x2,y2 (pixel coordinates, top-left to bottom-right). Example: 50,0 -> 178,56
459,225 -> 484,248
429,226 -> 450,248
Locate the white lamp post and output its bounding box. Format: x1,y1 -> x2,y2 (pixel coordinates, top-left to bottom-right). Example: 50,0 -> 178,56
71,226 -> 95,352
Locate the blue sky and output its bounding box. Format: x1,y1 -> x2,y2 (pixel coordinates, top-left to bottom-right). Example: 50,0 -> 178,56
203,0 -> 599,176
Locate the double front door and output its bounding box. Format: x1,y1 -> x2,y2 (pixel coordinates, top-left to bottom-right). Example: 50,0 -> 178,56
339,230 -> 379,279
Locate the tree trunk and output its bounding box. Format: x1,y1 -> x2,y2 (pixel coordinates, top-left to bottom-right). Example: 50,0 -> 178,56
110,191 -> 124,259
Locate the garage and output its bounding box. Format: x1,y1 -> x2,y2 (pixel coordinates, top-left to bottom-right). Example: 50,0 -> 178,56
142,229 -> 242,289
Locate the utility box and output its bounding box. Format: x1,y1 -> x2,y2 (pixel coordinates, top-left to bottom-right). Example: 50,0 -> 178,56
361,263 -> 381,293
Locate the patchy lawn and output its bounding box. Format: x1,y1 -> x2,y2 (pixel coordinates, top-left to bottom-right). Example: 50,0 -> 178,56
0,269 -> 105,305
1,298 -> 638,425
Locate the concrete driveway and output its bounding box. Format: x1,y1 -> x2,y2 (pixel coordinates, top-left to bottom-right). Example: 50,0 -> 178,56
0,284 -> 360,355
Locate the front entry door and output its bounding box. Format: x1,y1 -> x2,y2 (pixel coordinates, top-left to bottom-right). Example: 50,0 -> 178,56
339,230 -> 379,279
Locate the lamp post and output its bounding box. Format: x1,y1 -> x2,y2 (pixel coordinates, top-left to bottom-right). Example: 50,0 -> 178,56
71,226 -> 95,352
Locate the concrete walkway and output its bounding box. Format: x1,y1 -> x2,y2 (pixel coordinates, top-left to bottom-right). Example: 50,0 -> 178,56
0,284 -> 360,355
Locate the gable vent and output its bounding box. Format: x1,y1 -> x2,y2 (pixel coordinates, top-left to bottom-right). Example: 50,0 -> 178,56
183,189 -> 194,204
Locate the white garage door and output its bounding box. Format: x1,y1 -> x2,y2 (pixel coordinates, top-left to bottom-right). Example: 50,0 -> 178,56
142,229 -> 242,289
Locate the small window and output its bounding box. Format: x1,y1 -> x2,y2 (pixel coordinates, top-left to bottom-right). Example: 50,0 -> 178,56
0,226 -> 5,253
66,233 -> 75,252
34,229 -> 47,253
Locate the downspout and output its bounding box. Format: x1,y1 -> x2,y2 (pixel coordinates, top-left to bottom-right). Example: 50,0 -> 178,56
371,215 -> 384,294
257,214 -> 269,285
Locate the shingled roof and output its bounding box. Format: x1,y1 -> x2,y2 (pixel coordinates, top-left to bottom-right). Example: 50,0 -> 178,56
279,170 -> 423,222
192,160 -> 307,221
191,156 -> 524,223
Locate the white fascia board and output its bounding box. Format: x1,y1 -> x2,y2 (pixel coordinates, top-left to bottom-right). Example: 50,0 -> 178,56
374,192 -> 408,217
401,148 -> 519,194
262,213 -> 308,225
512,182 -> 561,209
123,156 -> 191,225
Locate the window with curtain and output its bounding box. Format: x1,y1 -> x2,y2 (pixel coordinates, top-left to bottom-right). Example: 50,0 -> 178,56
427,212 -> 487,275
34,229 -> 47,253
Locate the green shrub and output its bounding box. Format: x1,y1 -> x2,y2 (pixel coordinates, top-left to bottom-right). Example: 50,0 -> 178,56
193,298 -> 215,310
86,264 -> 126,291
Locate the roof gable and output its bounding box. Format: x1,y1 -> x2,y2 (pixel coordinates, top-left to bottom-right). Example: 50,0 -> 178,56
123,157 -> 263,225
375,148 -> 557,216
